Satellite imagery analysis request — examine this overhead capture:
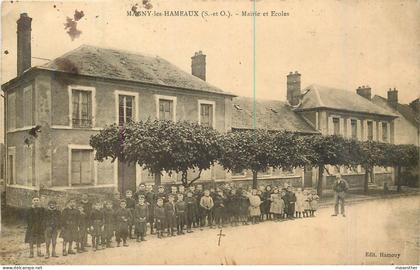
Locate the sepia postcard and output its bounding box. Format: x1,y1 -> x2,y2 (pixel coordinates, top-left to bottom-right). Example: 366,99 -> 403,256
0,0 -> 419,267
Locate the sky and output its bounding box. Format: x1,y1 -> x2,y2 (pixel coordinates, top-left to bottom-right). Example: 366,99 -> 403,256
1,0 -> 419,143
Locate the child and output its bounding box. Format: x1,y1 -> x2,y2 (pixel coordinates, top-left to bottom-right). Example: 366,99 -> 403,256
79,194 -> 92,247
270,188 -> 283,221
170,186 -> 178,201
124,190 -> 136,239
102,201 -> 114,249
145,185 -> 156,235
248,189 -> 262,224
194,185 -> 204,228
25,197 -> 45,258
44,200 -> 60,258
185,191 -> 197,233
303,190 -> 310,218
164,194 -> 177,236
154,198 -> 166,238
134,184 -> 147,202
89,201 -> 105,251
115,200 -> 131,247
156,186 -> 167,203
76,205 -> 88,253
227,189 -> 240,226
175,193 -> 187,235
213,189 -> 225,228
60,199 -> 79,256
295,188 -> 305,218
309,190 -> 320,217
112,192 -> 121,210
133,195 -> 149,242
261,185 -> 272,221
239,190 -> 250,225
178,185 -> 186,195
199,190 -> 214,229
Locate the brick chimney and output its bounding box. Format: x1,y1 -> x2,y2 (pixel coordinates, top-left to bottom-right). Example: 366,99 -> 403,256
287,71 -> 301,106
17,13 -> 32,76
356,85 -> 371,100
191,51 -> 206,81
387,88 -> 398,109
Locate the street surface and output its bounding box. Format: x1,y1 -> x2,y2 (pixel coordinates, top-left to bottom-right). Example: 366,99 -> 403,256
1,196 -> 419,265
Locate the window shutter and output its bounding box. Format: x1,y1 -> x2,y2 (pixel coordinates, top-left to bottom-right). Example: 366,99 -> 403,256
356,120 -> 362,140
339,118 -> 345,136
346,119 -> 351,138
387,123 -> 391,143
378,122 -> 383,142
328,116 -> 334,135
362,120 -> 367,141
372,121 -> 377,141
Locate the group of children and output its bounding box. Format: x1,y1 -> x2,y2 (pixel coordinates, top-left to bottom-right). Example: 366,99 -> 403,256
24,183 -> 319,259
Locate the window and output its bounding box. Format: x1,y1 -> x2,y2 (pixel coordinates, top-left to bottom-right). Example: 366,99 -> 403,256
200,103 -> 213,127
333,117 -> 340,135
72,90 -> 92,128
382,122 -> 388,142
71,149 -> 94,185
7,154 -> 15,185
351,119 -> 358,139
367,121 -> 373,141
23,86 -> 33,127
118,95 -> 134,126
159,99 -> 174,121
23,146 -> 34,186
7,93 -> 16,130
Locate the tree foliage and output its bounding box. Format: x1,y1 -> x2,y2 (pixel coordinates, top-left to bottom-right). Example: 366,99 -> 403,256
90,120 -> 223,187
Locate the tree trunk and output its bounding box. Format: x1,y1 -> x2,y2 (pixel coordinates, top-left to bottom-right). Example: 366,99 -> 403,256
397,165 -> 402,192
154,172 -> 161,187
364,167 -> 369,194
252,170 -> 258,189
317,165 -> 324,197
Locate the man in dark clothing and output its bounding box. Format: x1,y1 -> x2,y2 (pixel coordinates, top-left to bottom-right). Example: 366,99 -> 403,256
79,194 -> 92,247
124,190 -> 136,239
332,173 -> 349,217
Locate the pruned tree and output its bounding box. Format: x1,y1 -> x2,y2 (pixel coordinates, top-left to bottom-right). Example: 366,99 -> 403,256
219,129 -> 276,189
303,135 -> 354,196
90,120 -> 223,187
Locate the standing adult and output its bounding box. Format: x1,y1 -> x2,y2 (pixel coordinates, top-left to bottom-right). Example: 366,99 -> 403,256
332,173 -> 349,217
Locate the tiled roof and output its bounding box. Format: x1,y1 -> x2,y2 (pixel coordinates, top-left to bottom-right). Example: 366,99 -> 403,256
38,45 -> 233,95
298,84 -> 397,117
231,96 -> 319,134
372,95 -> 420,126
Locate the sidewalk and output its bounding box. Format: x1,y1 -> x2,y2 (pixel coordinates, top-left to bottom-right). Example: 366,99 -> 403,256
318,185 -> 420,208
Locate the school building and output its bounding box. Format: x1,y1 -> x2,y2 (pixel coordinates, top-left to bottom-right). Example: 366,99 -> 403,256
2,13 -> 402,208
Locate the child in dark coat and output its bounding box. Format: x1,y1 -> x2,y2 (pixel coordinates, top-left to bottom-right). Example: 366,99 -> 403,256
145,185 -> 156,235
133,195 -> 149,242
44,200 -> 60,258
213,190 -> 225,228
60,199 -> 79,256
89,201 -> 104,251
239,190 -> 250,225
185,191 -> 197,233
154,198 -> 166,238
115,200 -> 132,247
175,193 -> 187,235
76,205 -> 88,253
102,200 -> 115,248
25,197 -> 45,258
124,190 -> 136,239
164,194 -> 177,237
79,194 -> 92,248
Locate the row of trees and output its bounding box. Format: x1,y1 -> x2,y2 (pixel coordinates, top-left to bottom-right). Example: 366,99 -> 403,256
90,120 -> 419,196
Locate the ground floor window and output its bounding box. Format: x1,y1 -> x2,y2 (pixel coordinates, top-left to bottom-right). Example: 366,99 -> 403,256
71,149 -> 94,185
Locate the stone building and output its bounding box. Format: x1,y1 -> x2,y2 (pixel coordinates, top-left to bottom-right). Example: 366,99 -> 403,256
2,13 -> 402,207
2,13 -> 235,207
